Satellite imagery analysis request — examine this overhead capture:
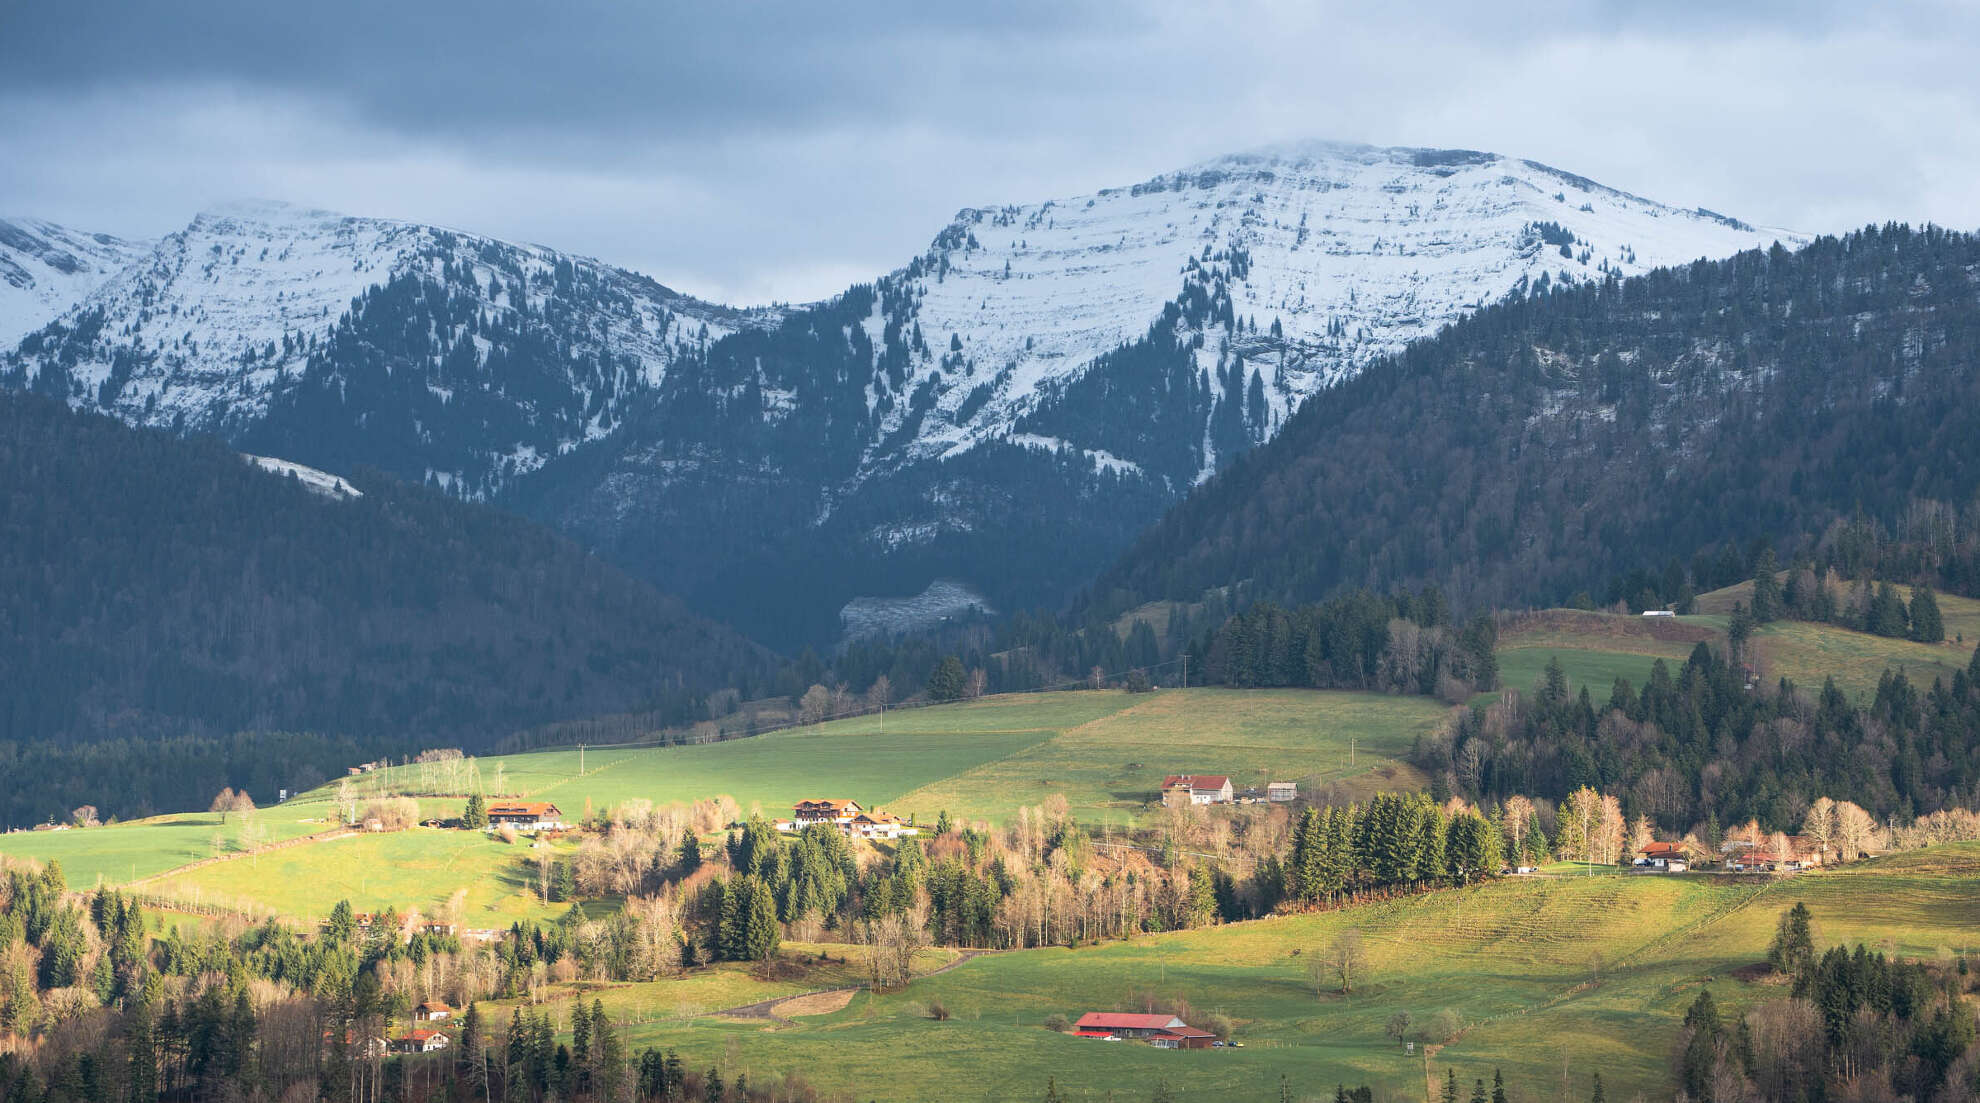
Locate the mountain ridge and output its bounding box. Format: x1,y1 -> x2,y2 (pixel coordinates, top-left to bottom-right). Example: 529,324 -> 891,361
3,142 -> 1802,646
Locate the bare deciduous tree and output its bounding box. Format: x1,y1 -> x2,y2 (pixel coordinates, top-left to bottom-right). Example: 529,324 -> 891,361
1314,929 -> 1368,995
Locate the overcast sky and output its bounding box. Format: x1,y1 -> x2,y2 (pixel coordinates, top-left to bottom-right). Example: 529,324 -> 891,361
3,1 -> 1975,305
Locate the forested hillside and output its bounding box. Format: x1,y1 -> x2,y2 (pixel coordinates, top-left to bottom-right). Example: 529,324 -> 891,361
1090,225 -> 1980,616
0,393 -> 770,825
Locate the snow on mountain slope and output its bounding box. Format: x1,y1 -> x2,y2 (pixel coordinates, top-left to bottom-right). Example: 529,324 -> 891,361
5,200 -> 765,494
243,453 -> 363,499
0,143 -> 1807,648
870,141 -> 1802,478
0,218 -> 149,348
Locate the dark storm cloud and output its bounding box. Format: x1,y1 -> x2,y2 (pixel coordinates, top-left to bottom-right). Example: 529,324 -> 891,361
2,2 -> 1125,140
0,1 -> 1975,304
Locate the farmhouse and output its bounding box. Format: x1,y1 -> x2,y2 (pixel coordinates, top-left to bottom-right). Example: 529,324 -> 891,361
792,798 -> 863,828
391,1029 -> 449,1054
1074,1013 -> 1216,1049
485,801 -> 565,832
849,811 -> 919,840
783,800 -> 918,839
414,1000 -> 452,1022
1633,841 -> 1690,872
1161,775 -> 1234,807
1728,850 -> 1785,873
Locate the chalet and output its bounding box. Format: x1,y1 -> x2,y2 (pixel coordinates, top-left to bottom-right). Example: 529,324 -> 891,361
784,800 -> 917,840
849,811 -> 920,840
485,802 -> 565,832
1266,782 -> 1298,803
392,1029 -> 449,1054
1074,1013 -> 1215,1049
414,1001 -> 453,1023
1161,775 -> 1234,807
792,799 -> 863,828
1633,841 -> 1690,872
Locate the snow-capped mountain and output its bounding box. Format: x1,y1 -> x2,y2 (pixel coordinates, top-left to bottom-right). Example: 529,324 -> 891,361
0,218 -> 149,348
4,200 -> 763,496
2,142 -> 1801,648
886,141 -> 1797,478
518,142 -> 1802,644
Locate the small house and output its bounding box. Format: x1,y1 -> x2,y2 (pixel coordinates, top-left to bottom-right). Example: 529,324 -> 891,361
392,1029 -> 449,1054
1633,841 -> 1690,872
1161,775 -> 1234,807
485,802 -> 565,832
1266,782 -> 1298,803
849,811 -> 919,840
1728,850 -> 1781,873
414,1000 -> 453,1023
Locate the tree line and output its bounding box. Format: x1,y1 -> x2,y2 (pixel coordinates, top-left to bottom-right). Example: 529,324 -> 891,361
1418,643 -> 1980,835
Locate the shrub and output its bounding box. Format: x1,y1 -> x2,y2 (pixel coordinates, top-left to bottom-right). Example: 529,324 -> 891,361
929,1000 -> 951,1021
1425,1008 -> 1463,1043
1044,1013 -> 1071,1033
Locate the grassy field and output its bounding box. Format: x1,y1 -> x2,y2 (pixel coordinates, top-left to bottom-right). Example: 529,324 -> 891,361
0,810 -> 332,887
1690,579 -> 1980,697
613,844 -> 1980,1103
296,689 -> 1448,828
890,689 -> 1443,826
143,827 -> 582,926
1491,598 -> 1980,703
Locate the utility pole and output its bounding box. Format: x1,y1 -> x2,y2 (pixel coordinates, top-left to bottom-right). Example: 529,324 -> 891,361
1349,736 -> 1356,768
1181,653 -> 1188,690
579,744 -> 584,775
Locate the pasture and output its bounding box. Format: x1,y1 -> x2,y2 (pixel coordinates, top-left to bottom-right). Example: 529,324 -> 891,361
143,827 -> 579,926
0,810 -> 331,887
613,844 -> 1980,1103
295,689 -> 1449,828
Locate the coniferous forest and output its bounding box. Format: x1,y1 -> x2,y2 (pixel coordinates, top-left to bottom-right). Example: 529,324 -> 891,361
1092,226 -> 1980,618
0,392 -> 771,825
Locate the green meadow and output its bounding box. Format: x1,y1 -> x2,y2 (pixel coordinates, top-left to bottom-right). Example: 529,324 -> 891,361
612,845 -> 1980,1103
298,689 -> 1448,827
143,827 -> 582,926
0,810 -> 331,887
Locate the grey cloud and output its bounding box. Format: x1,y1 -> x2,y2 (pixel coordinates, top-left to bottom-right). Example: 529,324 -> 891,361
0,1 -> 1974,304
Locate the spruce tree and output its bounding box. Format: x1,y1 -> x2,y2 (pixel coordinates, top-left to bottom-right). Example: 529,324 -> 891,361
1909,584 -> 1944,642
742,877 -> 781,961
1751,548 -> 1782,623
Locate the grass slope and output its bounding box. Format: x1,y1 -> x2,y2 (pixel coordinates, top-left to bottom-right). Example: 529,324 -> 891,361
296,690 -> 1447,827
143,828 -> 579,926
616,845 -> 1980,1103
1492,598 -> 1980,703
0,811 -> 329,887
